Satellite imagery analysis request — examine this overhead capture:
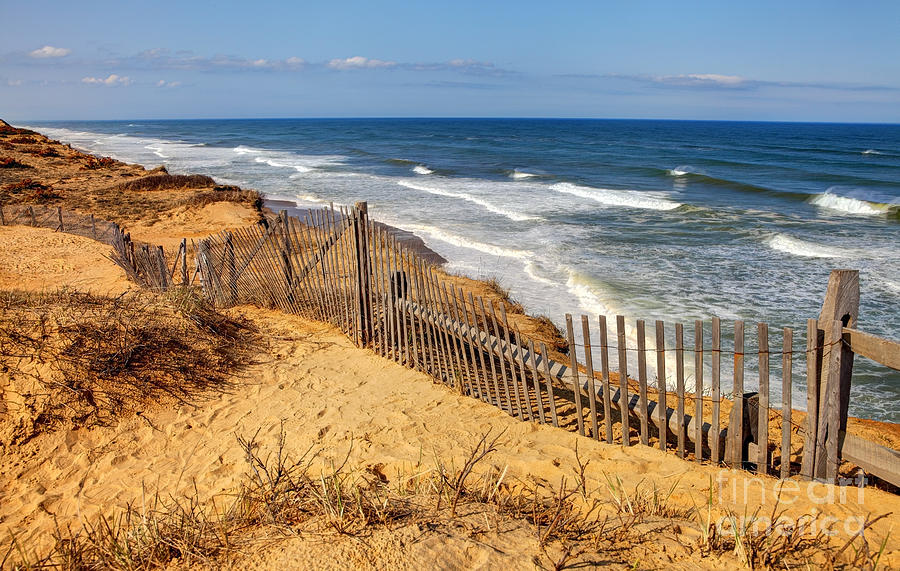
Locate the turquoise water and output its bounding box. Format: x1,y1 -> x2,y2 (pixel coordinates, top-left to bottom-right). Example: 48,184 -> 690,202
27,119 -> 900,421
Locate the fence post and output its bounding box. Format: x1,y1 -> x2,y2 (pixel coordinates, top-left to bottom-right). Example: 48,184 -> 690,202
0,205 -> 5,226
29,206 -> 36,227
57,206 -> 64,231
224,232 -> 237,305
352,201 -> 373,346
180,238 -> 188,286
812,269 -> 859,481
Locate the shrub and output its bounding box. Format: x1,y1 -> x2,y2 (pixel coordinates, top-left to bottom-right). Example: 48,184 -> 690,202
81,156 -> 118,170
0,157 -> 31,169
116,173 -> 217,191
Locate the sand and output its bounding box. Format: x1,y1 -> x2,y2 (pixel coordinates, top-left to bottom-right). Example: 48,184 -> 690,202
2,304 -> 898,566
0,225 -> 133,295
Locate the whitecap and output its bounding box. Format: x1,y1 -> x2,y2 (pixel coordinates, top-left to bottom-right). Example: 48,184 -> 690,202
397,180 -> 538,222
809,192 -> 887,216
862,149 -> 883,155
404,224 -> 529,260
254,156 -> 313,173
765,234 -> 844,259
510,170 -> 536,179
550,182 -> 682,211
412,165 -> 433,175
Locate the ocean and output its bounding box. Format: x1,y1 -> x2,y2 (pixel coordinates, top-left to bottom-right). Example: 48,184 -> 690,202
25,118 -> 900,422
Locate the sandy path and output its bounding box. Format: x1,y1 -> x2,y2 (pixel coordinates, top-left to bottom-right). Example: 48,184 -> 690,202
2,305 -> 897,567
0,225 -> 133,295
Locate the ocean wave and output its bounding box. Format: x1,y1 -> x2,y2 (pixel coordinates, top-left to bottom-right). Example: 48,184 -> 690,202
233,145 -> 262,155
404,224 -> 529,260
765,234 -> 845,259
523,260 -> 556,285
862,149 -> 883,155
397,180 -> 539,222
412,165 -> 433,175
809,192 -> 891,216
550,182 -> 682,211
509,170 -> 537,179
254,156 -> 312,173
145,144 -> 168,159
667,165 -> 702,177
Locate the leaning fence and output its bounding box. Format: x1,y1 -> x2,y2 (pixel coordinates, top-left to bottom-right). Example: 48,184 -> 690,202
0,203 -> 191,292
3,201 -> 897,488
192,202 -> 900,489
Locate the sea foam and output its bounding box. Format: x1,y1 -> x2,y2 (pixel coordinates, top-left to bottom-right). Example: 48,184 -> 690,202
510,170 -> 537,179
412,165 -> 433,175
550,182 -> 682,211
404,224 -> 529,260
765,234 -> 844,259
397,180 -> 538,222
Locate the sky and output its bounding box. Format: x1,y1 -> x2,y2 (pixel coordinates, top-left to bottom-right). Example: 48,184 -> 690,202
1,0 -> 899,122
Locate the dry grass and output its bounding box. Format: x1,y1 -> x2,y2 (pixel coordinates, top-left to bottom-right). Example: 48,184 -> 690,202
115,174 -> 217,192
3,423 -> 889,569
4,428 -> 645,569
0,289 -> 257,444
483,276 -> 525,314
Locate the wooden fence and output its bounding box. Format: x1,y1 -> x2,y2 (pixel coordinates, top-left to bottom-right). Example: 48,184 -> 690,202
0,204 -> 190,292
7,201 -> 895,487
191,202 -> 900,488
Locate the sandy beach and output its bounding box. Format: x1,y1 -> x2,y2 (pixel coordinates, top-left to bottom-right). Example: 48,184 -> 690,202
1,119 -> 899,569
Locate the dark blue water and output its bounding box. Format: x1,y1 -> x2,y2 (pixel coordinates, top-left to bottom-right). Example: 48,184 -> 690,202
28,119 -> 900,421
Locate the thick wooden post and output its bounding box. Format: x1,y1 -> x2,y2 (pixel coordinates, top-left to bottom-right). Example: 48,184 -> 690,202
352,202 -> 373,346
812,270 -> 859,481
180,238 -> 188,285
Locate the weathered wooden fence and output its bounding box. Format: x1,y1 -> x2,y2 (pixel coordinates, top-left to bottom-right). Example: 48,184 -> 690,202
0,204 -> 190,292
191,202 -> 900,488
8,201 -> 894,487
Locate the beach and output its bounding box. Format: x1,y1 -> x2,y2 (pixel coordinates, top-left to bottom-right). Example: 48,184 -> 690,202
1,119 -> 899,569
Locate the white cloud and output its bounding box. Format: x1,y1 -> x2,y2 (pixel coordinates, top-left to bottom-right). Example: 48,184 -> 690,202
653,73 -> 747,88
327,56 -> 396,70
285,56 -> 306,66
29,45 -> 71,58
6,79 -> 23,87
156,79 -> 181,88
82,74 -> 131,86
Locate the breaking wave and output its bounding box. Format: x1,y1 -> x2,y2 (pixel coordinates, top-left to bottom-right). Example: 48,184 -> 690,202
550,182 -> 682,211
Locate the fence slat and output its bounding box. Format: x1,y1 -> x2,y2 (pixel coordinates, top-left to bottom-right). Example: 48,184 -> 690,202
656,320 -> 668,452
781,327 -> 793,479
599,316 -> 613,443
801,318 -> 820,479
676,323 -> 686,459
488,301 -> 513,414
565,314 -> 585,436
637,320 -> 650,446
529,339 -> 547,425
581,316 -> 600,439
540,341 -> 560,427
616,315 -> 630,445
730,320 -> 745,468
758,322 -> 770,475
711,317 -> 722,464
694,320 -> 704,462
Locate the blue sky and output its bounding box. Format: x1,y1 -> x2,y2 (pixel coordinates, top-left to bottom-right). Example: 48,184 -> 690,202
2,1 -> 899,122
